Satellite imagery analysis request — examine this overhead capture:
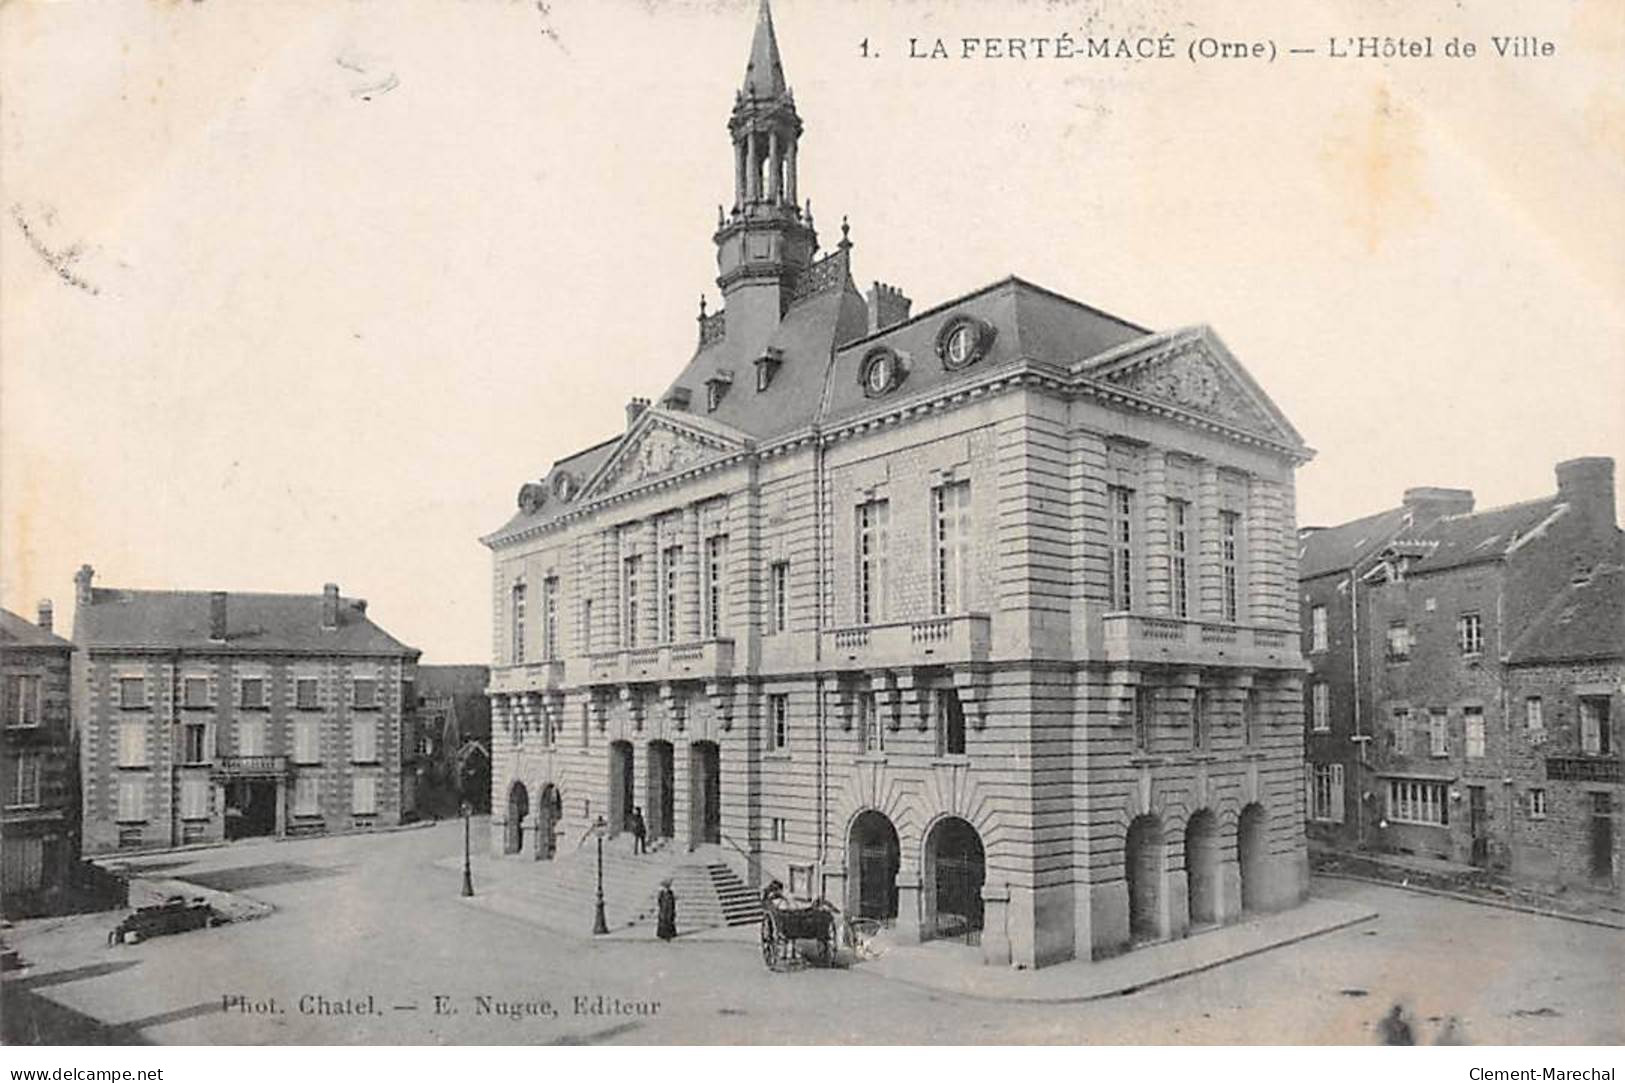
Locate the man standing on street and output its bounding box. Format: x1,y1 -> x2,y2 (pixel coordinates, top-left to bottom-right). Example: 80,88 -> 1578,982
631,806 -> 648,854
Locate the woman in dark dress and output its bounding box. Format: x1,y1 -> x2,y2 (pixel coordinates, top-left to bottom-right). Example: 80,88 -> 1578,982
656,880 -> 677,941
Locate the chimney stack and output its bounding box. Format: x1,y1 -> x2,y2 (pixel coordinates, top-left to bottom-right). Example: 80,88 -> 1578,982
323,583 -> 340,629
37,599 -> 53,633
1555,456 -> 1616,530
626,397 -> 650,430
1402,487 -> 1474,525
209,591 -> 228,641
74,564 -> 95,607
866,282 -> 912,334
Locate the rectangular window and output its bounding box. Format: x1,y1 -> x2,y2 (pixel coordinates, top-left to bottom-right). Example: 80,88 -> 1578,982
1580,697 -> 1611,755
856,501 -> 889,625
1310,606 -> 1328,652
936,688 -> 967,756
117,776 -> 147,822
239,677 -> 267,710
511,582 -> 527,663
180,776 -> 209,820
704,535 -> 728,638
1457,613 -> 1483,656
1528,788 -> 1547,819
352,716 -> 379,763
8,753 -> 42,808
659,548 -> 681,644
1465,707 -> 1486,759
623,555 -> 641,647
582,599 -> 594,653
1390,707 -> 1411,754
769,693 -> 788,751
1525,697 -> 1544,733
182,722 -> 208,764
1242,688 -> 1258,747
770,817 -> 788,843
1310,763 -> 1345,823
118,720 -> 147,768
182,676 -> 210,709
295,677 -> 320,710
1429,709 -> 1449,757
769,560 -> 789,635
1220,511 -> 1241,623
294,775 -> 321,817
859,691 -> 883,753
294,718 -> 321,764
543,577 -> 559,659
238,717 -> 266,757
119,676 -> 146,709
353,678 -> 379,710
1133,685 -> 1154,752
1168,498 -> 1191,619
1311,682 -> 1330,732
352,775 -> 377,816
4,674 -> 42,727
1386,622 -> 1410,661
933,480 -> 972,615
1107,486 -> 1134,611
1387,779 -> 1448,826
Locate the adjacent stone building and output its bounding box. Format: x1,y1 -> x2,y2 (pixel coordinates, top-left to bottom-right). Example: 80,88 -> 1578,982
1300,457 -> 1622,893
1,603 -> 77,915
483,0 -> 1314,967
73,566 -> 420,854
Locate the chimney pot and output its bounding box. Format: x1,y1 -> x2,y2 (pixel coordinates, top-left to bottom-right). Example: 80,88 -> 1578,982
37,599 -> 53,633
209,591 -> 228,641
866,281 -> 912,335
74,564 -> 95,607
323,583 -> 340,629
626,397 -> 650,430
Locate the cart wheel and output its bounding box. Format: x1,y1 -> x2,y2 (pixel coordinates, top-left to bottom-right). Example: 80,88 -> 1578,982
759,916 -> 778,970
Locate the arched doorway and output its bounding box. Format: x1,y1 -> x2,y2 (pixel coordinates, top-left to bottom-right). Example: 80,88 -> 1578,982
534,784 -> 562,861
1238,803 -> 1268,912
608,741 -> 634,836
688,741 -> 720,847
1125,814 -> 1164,943
646,740 -> 674,841
1184,810 -> 1220,926
504,781 -> 529,855
924,817 -> 984,943
847,811 -> 900,921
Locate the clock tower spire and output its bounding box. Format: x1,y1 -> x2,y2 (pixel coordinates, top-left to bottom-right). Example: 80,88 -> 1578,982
713,0 -> 818,337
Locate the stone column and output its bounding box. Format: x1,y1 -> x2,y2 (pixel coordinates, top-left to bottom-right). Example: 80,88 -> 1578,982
734,139 -> 747,208
786,137 -> 798,206
746,130 -> 759,202
981,883 -> 1012,966
895,877 -> 924,942
767,129 -> 781,202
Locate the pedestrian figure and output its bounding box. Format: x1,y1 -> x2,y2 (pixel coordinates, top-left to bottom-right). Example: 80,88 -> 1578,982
631,806 -> 648,855
656,879 -> 677,941
1378,1003 -> 1415,1046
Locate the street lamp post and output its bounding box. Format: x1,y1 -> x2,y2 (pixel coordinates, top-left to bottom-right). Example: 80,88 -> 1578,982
592,815 -> 609,935
461,800 -> 475,898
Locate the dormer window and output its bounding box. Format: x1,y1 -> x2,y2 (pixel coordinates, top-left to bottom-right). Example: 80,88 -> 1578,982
662,386 -> 693,412
860,347 -> 907,397
755,349 -> 784,392
705,370 -> 734,412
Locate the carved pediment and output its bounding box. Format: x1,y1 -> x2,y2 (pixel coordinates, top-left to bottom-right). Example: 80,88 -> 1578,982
579,411 -> 747,501
1092,329 -> 1301,448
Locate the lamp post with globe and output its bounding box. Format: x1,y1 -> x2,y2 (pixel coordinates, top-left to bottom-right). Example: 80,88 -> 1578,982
592,815 -> 609,935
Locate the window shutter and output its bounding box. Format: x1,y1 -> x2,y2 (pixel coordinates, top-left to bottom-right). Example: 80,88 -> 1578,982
1330,764 -> 1346,823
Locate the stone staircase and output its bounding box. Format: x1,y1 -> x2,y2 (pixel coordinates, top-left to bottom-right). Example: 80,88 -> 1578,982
464,836 -> 761,937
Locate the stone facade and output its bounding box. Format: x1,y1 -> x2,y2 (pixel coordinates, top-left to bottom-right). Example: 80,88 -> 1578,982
73,569 -> 419,855
483,1 -> 1313,968
1,604 -> 78,915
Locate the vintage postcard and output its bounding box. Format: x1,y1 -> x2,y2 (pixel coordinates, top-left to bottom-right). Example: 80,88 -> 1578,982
1,0 -> 1621,1064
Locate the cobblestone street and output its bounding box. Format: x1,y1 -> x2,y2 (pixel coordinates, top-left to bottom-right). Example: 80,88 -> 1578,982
4,821 -> 1621,1045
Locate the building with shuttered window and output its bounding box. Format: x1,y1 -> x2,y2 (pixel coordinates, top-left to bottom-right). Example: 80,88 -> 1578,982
1,603 -> 77,914
483,0 -> 1314,967
72,566 -> 419,854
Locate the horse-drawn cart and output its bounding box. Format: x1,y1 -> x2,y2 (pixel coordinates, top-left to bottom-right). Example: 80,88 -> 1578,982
759,896 -> 884,972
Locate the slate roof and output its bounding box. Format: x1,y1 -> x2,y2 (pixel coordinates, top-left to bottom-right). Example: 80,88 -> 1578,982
76,588 -> 417,657
741,0 -> 788,100
1406,497 -> 1565,574
1298,506 -> 1412,581
0,607 -> 73,651
1507,563 -> 1625,665
416,664 -> 490,700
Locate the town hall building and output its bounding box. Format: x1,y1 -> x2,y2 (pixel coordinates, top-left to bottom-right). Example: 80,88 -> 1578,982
482,1 -> 1314,968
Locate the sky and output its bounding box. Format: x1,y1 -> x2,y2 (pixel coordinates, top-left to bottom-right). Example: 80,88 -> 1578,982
3,0 -> 1621,663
